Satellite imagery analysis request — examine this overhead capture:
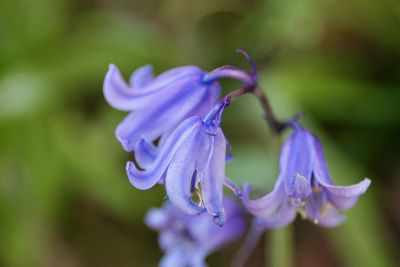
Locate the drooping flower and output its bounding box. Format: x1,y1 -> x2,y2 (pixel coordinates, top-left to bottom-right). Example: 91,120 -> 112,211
103,64 -> 221,152
243,122 -> 371,228
145,199 -> 246,267
126,98 -> 235,225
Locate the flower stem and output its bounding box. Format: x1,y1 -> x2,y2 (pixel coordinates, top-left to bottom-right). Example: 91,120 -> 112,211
207,51 -> 296,134
252,86 -> 286,135
267,226 -> 293,267
225,84 -> 290,135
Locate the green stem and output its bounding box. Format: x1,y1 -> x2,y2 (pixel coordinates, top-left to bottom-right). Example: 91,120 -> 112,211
267,226 -> 293,267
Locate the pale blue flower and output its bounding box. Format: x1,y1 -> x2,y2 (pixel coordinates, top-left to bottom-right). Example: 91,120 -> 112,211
243,122 -> 371,228
104,64 -> 221,152
126,99 -> 234,225
145,199 -> 246,267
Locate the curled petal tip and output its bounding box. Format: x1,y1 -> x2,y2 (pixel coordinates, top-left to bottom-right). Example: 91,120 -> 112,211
326,178 -> 372,197
321,178 -> 371,211
235,49 -> 257,79
213,212 -> 226,227
223,177 -> 242,197
116,133 -> 132,151
126,160 -> 134,169
126,161 -> 136,176
362,178 -> 372,191
242,183 -> 252,196
126,161 -> 155,190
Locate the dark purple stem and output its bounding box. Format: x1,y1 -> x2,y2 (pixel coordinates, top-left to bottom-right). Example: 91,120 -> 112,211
205,50 -> 298,135
225,84 -> 287,135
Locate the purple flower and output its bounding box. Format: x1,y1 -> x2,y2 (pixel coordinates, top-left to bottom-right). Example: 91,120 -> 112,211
145,199 -> 246,267
103,64 -> 221,152
126,99 -> 233,225
243,122 -> 371,228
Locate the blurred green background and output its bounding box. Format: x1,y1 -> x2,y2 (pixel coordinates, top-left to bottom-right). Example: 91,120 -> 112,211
0,0 -> 399,266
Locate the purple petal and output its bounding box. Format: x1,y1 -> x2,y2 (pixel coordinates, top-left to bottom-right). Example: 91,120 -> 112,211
223,177 -> 242,197
188,251 -> 207,267
129,64 -> 153,87
104,64 -> 204,111
321,178 -> 371,211
186,82 -> 221,123
159,249 -> 189,267
126,117 -> 200,190
200,130 -> 227,226
280,128 -> 314,199
242,182 -> 284,217
147,66 -> 203,90
242,182 -> 297,229
159,231 -> 177,252
317,208 -> 347,228
205,199 -> 246,253
225,153 -> 234,163
145,207 -> 169,229
134,139 -> 158,169
232,220 -> 264,267
303,190 -> 347,227
203,66 -> 255,87
257,198 -> 297,229
103,64 -> 134,111
115,78 -> 217,151
202,97 -> 229,131
165,128 -> 207,215
155,82 -> 220,149
311,132 -> 335,184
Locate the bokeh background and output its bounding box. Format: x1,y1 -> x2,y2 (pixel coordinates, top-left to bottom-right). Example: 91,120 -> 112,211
1,0 -> 399,266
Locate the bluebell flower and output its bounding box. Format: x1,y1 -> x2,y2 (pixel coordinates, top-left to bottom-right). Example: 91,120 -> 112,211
103,64 -> 221,152
243,122 -> 371,228
145,199 -> 246,267
126,98 -> 235,225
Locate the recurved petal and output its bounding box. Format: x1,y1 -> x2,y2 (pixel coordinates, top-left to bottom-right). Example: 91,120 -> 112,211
317,208 -> 347,228
200,131 -> 227,226
242,182 -> 284,217
165,129 -> 206,216
104,64 -> 136,111
322,178 -> 371,211
135,138 -> 158,169
223,177 -> 242,197
104,65 -> 204,111
129,64 -> 153,87
257,199 -> 297,229
126,117 -> 200,190
243,180 -> 297,229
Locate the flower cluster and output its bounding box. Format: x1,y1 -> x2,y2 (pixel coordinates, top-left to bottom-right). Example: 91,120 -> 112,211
145,199 -> 246,267
103,54 -> 371,266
